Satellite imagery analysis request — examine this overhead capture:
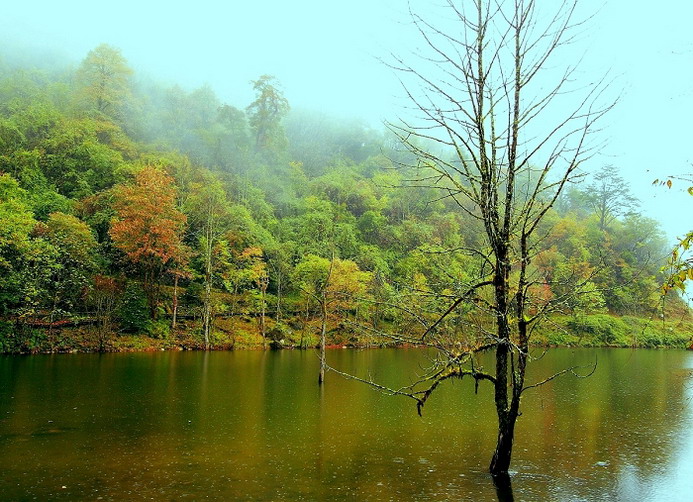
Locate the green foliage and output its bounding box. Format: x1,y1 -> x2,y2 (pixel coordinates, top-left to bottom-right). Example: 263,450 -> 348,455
551,261 -> 606,314
292,254 -> 372,332
662,181 -> 692,293
118,282 -> 150,333
29,211 -> 99,314
75,44 -> 133,119
28,188 -> 72,220
147,319 -> 171,339
0,173 -> 35,246
39,118 -> 129,198
292,254 -> 332,297
181,282 -> 204,307
0,320 -> 14,352
533,315 -> 692,349
266,321 -> 293,342
636,329 -> 689,349
0,43 -> 689,353
585,165 -> 640,230
246,74 -> 289,154
12,326 -> 47,354
544,330 -> 580,347
567,314 -> 630,345
0,173 -> 37,314
44,212 -> 97,263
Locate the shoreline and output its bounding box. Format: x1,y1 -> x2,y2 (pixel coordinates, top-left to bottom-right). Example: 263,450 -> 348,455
2,342 -> 692,357
2,313 -> 692,355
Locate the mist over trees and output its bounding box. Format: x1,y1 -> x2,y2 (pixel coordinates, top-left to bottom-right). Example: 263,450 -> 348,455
75,44 -> 133,120
0,39 -> 688,360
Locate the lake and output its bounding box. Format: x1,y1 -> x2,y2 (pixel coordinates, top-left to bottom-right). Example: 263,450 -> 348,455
1,348 -> 692,501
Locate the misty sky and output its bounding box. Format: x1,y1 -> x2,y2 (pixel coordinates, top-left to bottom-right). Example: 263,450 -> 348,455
1,0 -> 691,241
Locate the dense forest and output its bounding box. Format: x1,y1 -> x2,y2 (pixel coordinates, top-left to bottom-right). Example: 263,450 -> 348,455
0,44 -> 690,354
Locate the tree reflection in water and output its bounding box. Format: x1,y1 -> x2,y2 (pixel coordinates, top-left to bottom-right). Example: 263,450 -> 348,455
492,473 -> 514,502
2,349 -> 693,500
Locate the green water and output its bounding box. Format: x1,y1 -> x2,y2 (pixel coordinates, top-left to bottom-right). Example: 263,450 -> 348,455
1,348 -> 692,501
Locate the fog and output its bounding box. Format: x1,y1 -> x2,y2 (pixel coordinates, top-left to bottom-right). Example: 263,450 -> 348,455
1,0 -> 691,241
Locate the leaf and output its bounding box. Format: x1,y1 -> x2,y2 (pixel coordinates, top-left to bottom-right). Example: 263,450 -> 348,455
666,179 -> 672,189
688,186 -> 693,196
682,237 -> 691,251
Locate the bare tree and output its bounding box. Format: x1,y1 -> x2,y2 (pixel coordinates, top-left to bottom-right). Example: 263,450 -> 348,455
334,0 -> 612,478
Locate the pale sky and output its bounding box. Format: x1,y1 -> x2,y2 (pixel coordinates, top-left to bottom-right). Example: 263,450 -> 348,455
1,0 -> 691,241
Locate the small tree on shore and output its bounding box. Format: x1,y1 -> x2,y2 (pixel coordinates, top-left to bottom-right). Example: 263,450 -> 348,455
87,275 -> 121,351
184,178 -> 232,349
293,254 -> 371,384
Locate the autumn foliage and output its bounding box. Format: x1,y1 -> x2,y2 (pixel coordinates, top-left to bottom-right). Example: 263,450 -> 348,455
110,166 -> 188,316
110,166 -> 187,268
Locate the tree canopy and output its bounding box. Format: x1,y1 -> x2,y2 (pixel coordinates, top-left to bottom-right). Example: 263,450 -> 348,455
0,40 -> 687,360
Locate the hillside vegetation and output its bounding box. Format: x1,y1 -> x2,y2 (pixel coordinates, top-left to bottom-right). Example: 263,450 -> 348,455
0,45 -> 690,353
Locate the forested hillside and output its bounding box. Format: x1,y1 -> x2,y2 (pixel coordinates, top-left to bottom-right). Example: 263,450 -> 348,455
0,44 -> 689,353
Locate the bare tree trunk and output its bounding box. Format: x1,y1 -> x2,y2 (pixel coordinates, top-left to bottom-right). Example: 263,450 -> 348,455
48,293 -> 58,353
202,282 -> 211,350
489,412 -> 517,475
260,295 -> 266,338
95,296 -> 106,352
202,206 -> 213,350
275,272 -> 282,323
202,285 -> 211,350
490,249 -> 514,475
492,472 -> 515,501
172,274 -> 179,330
260,277 -> 268,338
318,252 -> 336,385
231,284 -> 239,318
318,298 -> 327,385
372,0 -> 612,477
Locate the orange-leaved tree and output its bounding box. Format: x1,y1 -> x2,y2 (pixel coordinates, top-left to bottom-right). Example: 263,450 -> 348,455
110,165 -> 188,319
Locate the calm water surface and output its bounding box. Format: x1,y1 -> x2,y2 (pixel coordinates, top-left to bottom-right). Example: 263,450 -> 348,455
1,348 -> 692,501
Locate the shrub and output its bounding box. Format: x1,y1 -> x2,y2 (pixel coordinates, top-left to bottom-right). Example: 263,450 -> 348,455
0,321 -> 15,352
147,318 -> 170,339
567,314 -> 630,346
545,331 -> 579,346
181,281 -> 204,307
118,281 -> 150,333
638,329 -> 689,349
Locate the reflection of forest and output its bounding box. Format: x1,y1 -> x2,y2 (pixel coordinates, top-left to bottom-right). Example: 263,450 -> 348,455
0,349 -> 691,500
517,349 -> 692,500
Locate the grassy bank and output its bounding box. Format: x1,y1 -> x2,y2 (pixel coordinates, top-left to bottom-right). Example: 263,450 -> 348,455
1,313 -> 692,355
530,314 -> 693,349
0,314 -> 373,354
